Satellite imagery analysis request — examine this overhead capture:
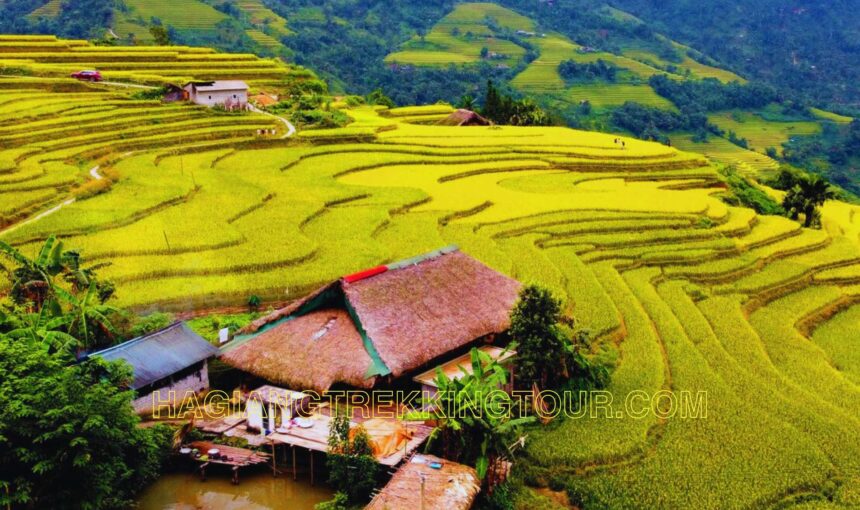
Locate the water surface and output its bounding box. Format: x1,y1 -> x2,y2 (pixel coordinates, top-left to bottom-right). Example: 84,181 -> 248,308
137,469 -> 333,510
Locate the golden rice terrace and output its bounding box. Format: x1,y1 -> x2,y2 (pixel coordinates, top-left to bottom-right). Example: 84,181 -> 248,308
1,34 -> 859,509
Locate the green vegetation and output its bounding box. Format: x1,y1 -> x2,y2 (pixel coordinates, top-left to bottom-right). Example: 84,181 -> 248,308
720,166 -> 785,216
509,284 -> 608,391
0,236 -> 171,509
324,410 -> 378,504
421,347 -> 534,482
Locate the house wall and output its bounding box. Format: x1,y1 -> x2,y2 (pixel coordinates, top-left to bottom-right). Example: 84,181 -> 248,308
133,360 -> 210,415
188,88 -> 248,108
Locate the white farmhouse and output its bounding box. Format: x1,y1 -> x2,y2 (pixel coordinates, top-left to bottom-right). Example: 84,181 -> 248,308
183,80 -> 249,110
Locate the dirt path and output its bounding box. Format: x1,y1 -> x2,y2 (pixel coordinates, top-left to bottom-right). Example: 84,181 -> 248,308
0,152 -> 134,238
248,104 -> 296,138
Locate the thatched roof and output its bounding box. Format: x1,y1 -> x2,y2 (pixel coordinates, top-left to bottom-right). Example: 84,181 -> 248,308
366,454 -> 480,510
344,250 -> 520,378
437,109 -> 491,126
221,247 -> 520,393
221,309 -> 375,392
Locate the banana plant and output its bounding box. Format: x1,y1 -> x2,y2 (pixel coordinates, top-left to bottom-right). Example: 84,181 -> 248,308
424,347 -> 534,481
0,236 -> 65,310
4,305 -> 78,355
54,283 -> 118,350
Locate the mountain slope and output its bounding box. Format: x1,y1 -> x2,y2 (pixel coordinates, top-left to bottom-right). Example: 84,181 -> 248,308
607,0 -> 860,111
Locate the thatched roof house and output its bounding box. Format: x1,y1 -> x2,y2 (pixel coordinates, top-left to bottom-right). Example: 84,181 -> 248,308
220,246 -> 521,393
366,454 -> 480,510
437,109 -> 491,126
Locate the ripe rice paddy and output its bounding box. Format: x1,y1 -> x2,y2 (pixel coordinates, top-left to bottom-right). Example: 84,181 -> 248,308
2,36 -> 859,509
0,35 -> 315,88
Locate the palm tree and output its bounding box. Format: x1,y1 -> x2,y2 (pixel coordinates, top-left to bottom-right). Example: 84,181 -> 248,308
782,174 -> 837,228
458,94 -> 476,111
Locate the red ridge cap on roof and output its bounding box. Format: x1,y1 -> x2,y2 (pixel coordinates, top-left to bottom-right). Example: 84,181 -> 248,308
341,246 -> 460,285
342,265 -> 387,284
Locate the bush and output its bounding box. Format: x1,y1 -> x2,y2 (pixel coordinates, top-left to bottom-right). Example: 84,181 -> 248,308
71,178 -> 112,200
130,311 -> 174,337
315,492 -> 349,510
326,413 -> 378,503
0,337 -> 170,509
290,108 -> 350,129
720,166 -> 785,215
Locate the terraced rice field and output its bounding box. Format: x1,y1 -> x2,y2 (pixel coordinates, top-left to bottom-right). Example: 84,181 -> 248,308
811,107 -> 853,123
386,3 -> 530,66
2,44 -> 860,508
709,111 -> 822,155
235,0 -> 292,37
564,83 -> 674,110
121,0 -> 228,30
26,0 -> 62,20
0,37 -> 290,232
673,133 -> 780,178
245,30 -> 283,50
0,35 -> 318,88
624,39 -> 746,83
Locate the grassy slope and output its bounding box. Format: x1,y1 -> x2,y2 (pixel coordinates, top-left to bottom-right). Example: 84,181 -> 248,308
387,2 -> 745,116
386,2 -> 533,67
1,35 -> 859,509
709,110 -> 822,155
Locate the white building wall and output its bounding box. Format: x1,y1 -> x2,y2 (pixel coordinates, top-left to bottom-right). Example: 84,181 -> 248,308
190,89 -> 248,108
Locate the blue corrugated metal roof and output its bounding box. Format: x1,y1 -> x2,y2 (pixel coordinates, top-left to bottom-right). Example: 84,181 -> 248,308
91,322 -> 218,390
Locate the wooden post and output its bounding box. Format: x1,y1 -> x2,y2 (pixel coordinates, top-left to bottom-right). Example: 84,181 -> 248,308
232,465 -> 239,485
292,446 -> 297,481
271,440 -> 277,477
199,462 -> 209,482
310,450 -> 314,485
419,473 -> 426,510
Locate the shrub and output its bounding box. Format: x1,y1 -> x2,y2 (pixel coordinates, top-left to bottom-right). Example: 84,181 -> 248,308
130,311 -> 174,337
720,166 -> 784,215
314,492 -> 349,510
326,412 -> 378,503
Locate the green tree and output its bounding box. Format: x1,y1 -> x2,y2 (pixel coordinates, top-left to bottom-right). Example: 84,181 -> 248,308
149,24 -> 170,45
783,173 -> 837,228
365,88 -> 395,108
482,80 -> 502,122
0,334 -> 171,509
325,409 -> 378,503
508,285 -> 569,389
508,285 -> 608,391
